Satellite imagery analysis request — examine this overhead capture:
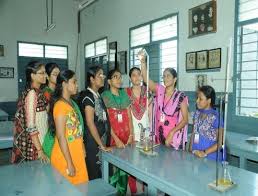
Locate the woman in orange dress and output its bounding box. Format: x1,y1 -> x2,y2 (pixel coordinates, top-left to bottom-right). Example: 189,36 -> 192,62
49,69 -> 89,185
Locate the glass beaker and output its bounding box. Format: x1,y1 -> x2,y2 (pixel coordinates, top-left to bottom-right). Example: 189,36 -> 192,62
143,137 -> 151,152
218,161 -> 232,186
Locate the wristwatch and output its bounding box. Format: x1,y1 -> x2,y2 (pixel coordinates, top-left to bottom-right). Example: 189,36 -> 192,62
203,150 -> 207,157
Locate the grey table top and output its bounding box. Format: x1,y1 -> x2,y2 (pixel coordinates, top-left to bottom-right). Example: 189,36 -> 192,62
0,161 -> 83,196
0,108 -> 9,119
226,131 -> 258,154
102,145 -> 258,196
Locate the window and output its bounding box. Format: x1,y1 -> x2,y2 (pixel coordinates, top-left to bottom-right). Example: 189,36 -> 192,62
96,39 -> 107,56
18,42 -> 68,59
18,43 -> 44,58
130,14 -> 178,82
45,45 -> 67,59
85,43 -> 95,58
130,25 -> 150,47
152,16 -> 177,41
160,40 -> 177,76
235,0 -> 258,117
85,38 -> 107,58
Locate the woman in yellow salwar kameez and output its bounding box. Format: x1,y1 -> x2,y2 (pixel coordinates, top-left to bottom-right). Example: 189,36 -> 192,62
49,69 -> 89,185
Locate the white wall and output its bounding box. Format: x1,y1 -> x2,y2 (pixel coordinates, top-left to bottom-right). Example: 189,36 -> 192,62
80,0 -> 235,92
0,0 -> 79,102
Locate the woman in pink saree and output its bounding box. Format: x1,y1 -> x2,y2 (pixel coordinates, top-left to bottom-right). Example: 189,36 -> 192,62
139,51 -> 189,150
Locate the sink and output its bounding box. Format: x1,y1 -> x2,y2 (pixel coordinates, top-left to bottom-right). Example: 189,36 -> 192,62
246,137 -> 258,145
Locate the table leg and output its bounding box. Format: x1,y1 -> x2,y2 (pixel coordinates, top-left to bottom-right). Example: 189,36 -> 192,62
239,157 -> 247,169
148,185 -> 157,195
102,159 -> 109,182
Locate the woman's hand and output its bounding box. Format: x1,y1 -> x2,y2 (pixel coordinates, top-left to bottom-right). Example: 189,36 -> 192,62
165,131 -> 175,147
126,135 -> 134,145
99,145 -> 113,152
193,150 -> 207,158
67,162 -> 76,177
138,49 -> 146,64
115,138 -> 125,148
38,150 -> 50,164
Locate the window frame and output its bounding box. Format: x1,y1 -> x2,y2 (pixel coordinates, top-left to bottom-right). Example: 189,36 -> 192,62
129,13 -> 179,83
84,37 -> 108,58
18,41 -> 68,60
230,0 -> 258,134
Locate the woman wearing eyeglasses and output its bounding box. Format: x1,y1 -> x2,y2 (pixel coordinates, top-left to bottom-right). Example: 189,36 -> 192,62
12,61 -> 49,164
102,69 -> 134,148
102,69 -> 134,195
78,66 -> 112,180
42,62 -> 60,103
138,51 -> 189,150
42,62 -> 60,158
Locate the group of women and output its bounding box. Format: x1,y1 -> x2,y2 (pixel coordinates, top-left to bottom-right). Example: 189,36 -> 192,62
11,50 -> 225,193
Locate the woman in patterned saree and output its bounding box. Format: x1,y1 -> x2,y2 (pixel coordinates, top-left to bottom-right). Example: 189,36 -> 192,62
126,67 -> 147,196
78,66 -> 112,180
49,70 -> 89,185
138,50 -> 189,150
12,61 -> 49,164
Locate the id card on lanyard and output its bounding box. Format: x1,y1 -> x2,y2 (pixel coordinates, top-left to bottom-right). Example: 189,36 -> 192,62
160,112 -> 166,122
194,133 -> 199,144
103,111 -> 107,121
193,115 -> 200,144
117,111 -> 123,122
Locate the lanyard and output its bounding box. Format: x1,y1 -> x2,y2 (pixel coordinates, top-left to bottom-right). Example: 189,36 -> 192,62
87,87 -> 106,110
112,91 -> 121,110
87,87 -> 100,98
161,90 -> 175,115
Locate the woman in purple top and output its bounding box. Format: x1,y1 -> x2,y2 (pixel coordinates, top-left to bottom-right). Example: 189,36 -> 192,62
189,85 -> 225,161
138,50 -> 189,150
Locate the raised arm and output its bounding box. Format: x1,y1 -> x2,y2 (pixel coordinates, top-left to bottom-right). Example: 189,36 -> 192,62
138,50 -> 157,93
